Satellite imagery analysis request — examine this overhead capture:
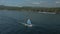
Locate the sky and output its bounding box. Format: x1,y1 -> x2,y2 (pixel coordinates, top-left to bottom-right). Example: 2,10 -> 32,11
0,0 -> 60,7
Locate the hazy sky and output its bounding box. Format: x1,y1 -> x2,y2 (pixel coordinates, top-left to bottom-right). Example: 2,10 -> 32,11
0,0 -> 60,7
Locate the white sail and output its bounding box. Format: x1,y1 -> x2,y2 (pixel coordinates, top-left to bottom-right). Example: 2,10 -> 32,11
27,19 -> 32,25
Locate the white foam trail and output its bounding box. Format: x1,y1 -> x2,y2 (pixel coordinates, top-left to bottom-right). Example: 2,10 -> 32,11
18,22 -> 40,28
18,22 -> 33,27
18,19 -> 39,27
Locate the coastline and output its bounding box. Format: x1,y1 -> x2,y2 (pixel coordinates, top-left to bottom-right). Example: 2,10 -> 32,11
38,12 -> 56,14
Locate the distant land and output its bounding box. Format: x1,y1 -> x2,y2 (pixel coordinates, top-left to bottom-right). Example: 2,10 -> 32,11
0,5 -> 60,13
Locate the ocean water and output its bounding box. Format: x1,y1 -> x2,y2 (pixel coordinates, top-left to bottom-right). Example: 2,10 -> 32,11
0,10 -> 59,34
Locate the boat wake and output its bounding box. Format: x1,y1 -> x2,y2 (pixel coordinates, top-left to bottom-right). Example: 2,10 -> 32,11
19,22 -> 33,27
18,18 -> 40,28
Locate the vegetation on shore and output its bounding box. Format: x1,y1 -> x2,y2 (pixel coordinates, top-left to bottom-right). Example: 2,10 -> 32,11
0,5 -> 60,13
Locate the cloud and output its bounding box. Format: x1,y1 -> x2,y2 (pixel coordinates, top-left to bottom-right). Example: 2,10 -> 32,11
0,0 -> 5,3
32,2 -> 40,4
56,1 -> 60,3
40,1 -> 47,3
39,1 -> 49,4
25,0 -> 31,1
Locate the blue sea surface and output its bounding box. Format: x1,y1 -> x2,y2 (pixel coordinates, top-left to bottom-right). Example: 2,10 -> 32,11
0,10 -> 59,34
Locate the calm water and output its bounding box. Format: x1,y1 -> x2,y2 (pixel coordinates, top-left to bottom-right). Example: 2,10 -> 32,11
0,10 -> 60,34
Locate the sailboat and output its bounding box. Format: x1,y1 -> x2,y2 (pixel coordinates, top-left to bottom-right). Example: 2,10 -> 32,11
19,18 -> 33,27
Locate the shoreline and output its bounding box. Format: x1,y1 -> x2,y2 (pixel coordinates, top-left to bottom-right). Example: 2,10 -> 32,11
0,10 -> 59,14
38,12 -> 56,14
